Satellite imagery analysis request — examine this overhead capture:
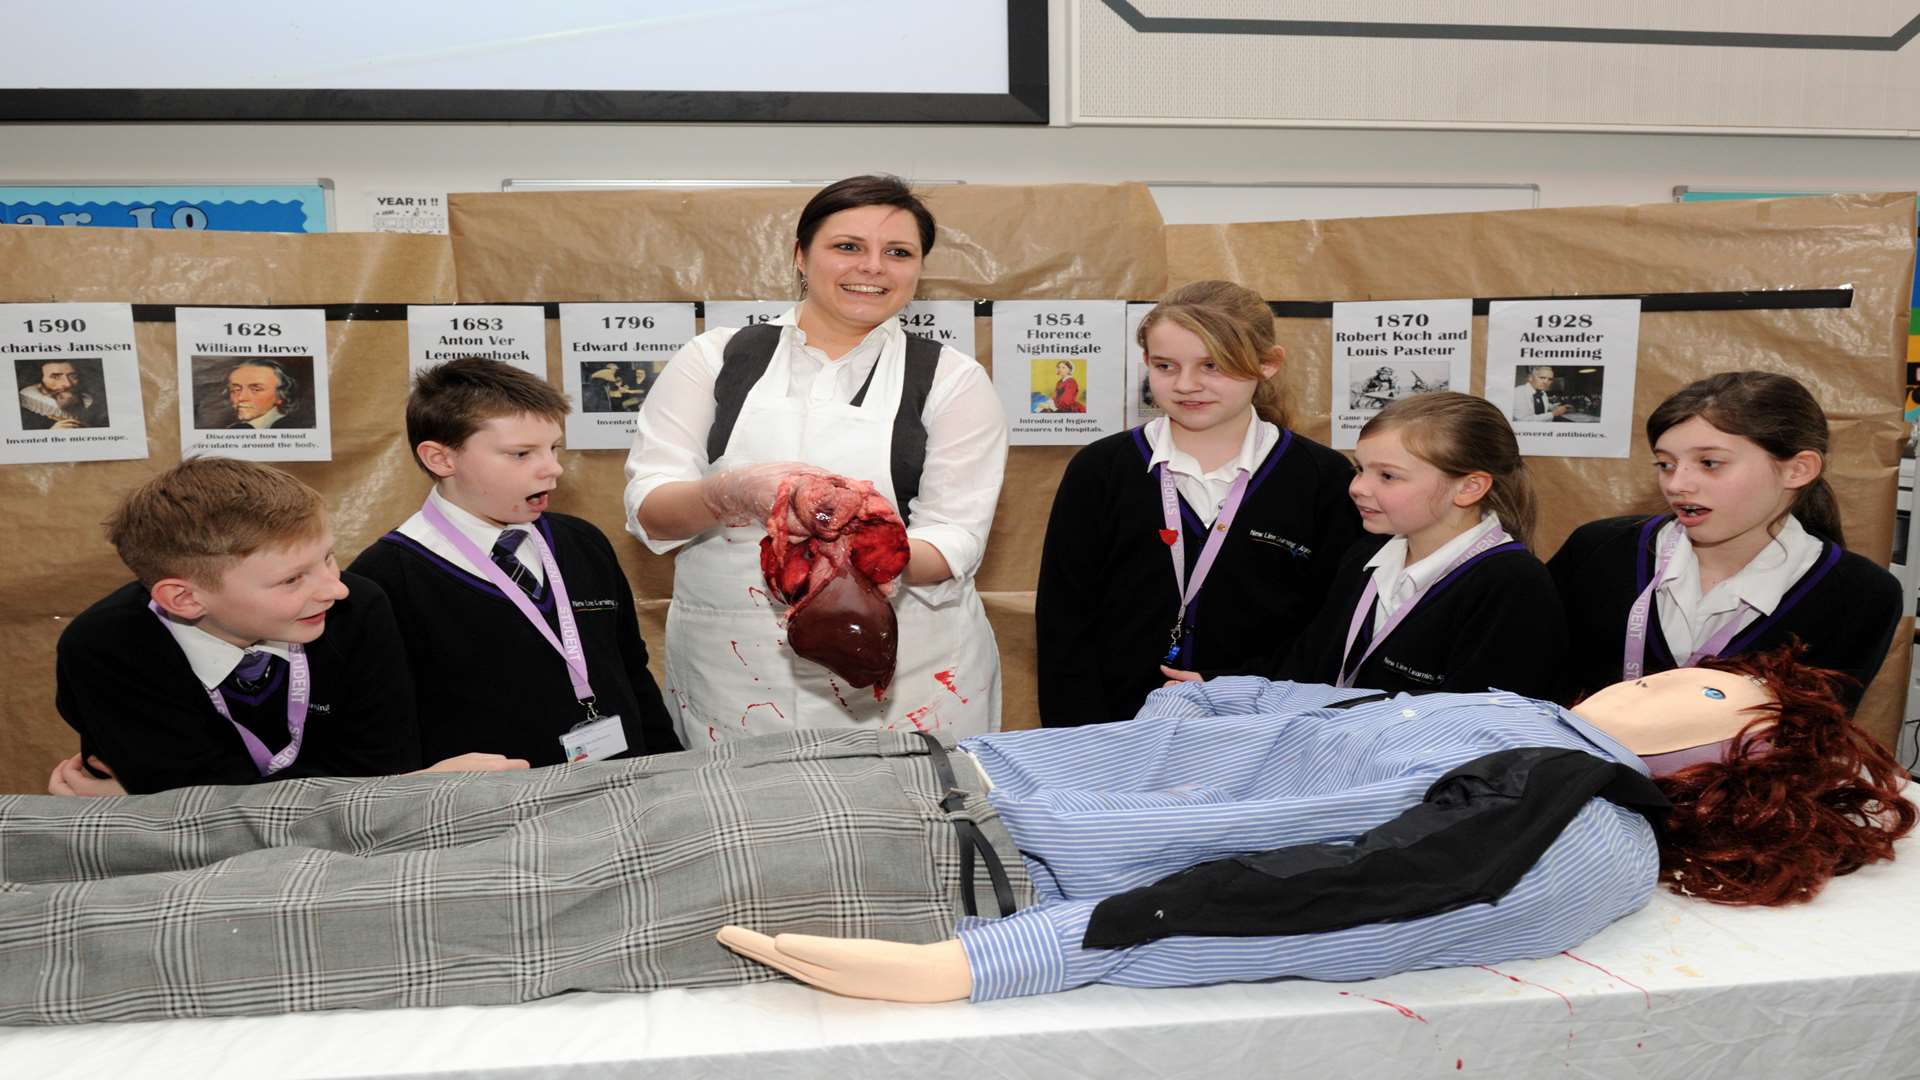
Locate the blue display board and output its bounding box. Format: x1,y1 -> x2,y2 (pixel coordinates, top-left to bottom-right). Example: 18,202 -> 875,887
0,184 -> 329,233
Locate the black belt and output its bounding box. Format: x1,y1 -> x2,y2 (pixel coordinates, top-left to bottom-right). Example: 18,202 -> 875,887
913,731 -> 1018,919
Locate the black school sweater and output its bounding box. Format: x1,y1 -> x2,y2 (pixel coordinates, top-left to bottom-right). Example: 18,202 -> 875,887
348,511 -> 681,766
1547,515 -> 1902,710
55,574 -> 421,794
1276,532 -> 1567,699
1036,426 -> 1364,726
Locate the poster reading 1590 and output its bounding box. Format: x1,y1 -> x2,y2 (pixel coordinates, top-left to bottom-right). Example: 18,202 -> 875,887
0,185 -> 330,233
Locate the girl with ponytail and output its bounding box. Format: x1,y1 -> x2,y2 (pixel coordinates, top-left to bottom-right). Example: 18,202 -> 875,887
1261,390 -> 1568,697
1550,371 -> 1902,710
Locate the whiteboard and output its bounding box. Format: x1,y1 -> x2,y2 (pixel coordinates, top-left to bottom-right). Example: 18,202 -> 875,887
1148,182 -> 1539,225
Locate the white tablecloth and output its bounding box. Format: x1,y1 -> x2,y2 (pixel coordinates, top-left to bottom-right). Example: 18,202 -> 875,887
7,838 -> 1917,1078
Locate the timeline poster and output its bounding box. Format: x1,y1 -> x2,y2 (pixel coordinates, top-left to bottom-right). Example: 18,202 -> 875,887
703,301 -> 791,332
406,305 -> 547,379
175,307 -> 332,462
991,301 -> 1127,446
0,303 -> 149,464
1331,299 -> 1474,450
559,302 -> 698,450
1123,301 -> 1162,429
895,299 -> 976,358
1485,299 -> 1640,459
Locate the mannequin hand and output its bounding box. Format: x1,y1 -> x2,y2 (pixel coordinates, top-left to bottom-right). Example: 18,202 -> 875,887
700,462 -> 828,529
47,754 -> 125,797
1160,665 -> 1204,689
414,752 -> 530,775
716,926 -> 971,1003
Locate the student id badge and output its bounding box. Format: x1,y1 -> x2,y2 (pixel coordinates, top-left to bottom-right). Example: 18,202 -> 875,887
561,714 -> 627,763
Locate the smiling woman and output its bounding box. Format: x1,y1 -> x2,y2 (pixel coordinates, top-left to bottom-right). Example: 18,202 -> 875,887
623,175 -> 1008,744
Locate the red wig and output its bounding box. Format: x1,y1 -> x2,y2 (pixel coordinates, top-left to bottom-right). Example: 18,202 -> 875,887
1655,646 -> 1914,906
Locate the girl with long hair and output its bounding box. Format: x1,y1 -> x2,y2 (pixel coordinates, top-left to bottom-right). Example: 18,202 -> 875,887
1035,280 -> 1362,726
1549,371 -> 1902,710
1269,390 -> 1566,697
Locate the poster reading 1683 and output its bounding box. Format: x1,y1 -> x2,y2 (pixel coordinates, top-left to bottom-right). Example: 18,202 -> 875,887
175,308 -> 333,462
992,301 -> 1127,446
0,303 -> 149,464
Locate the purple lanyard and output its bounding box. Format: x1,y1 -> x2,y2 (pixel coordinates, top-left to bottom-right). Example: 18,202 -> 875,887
420,501 -> 598,714
1159,464 -> 1251,663
1622,524 -> 1754,681
149,603 -> 310,777
1337,524 -> 1514,689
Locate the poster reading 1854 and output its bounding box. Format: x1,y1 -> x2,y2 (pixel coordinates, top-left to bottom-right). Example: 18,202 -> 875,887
0,303 -> 149,464
991,301 -> 1127,446
175,307 -> 332,462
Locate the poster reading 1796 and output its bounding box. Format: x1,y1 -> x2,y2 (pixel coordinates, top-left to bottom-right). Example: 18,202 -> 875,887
991,301 -> 1128,446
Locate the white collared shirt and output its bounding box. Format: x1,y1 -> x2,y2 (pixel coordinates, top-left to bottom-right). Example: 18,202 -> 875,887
1142,415 -> 1280,525
621,308 -> 1007,600
151,610 -> 293,690
1654,514 -> 1822,662
395,486 -> 545,585
244,407 -> 287,430
1363,513 -> 1504,626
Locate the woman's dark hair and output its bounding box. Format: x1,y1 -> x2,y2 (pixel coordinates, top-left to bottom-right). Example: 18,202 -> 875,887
1645,371 -> 1844,544
1656,645 -> 1913,906
794,175 -> 937,255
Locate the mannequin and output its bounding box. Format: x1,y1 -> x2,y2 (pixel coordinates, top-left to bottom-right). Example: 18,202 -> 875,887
0,650 -> 1907,1024
719,654 -> 1912,1001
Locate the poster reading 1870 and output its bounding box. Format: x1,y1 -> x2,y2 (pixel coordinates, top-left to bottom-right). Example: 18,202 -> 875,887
992,301 -> 1128,446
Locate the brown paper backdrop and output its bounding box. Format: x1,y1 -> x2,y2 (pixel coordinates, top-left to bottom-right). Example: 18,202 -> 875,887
448,183 -> 1170,742
0,225 -> 456,794
1163,193 -> 1916,747
1,188 -> 1912,791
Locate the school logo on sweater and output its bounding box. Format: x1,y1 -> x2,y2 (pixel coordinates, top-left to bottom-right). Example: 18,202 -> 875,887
1249,530 -> 1310,558
1382,657 -> 1444,685
570,598 -> 618,612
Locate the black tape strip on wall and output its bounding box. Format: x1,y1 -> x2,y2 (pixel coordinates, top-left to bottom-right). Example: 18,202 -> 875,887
125,288 -> 1853,323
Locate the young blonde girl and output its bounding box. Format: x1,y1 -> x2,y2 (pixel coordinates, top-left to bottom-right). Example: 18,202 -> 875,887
1036,280 -> 1362,726
1272,391 -> 1566,698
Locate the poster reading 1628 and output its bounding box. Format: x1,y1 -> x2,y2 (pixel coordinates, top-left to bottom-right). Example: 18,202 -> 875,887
175,308 -> 333,462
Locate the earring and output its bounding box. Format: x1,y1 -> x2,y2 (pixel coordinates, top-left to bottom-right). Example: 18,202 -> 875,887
796,272 -> 809,298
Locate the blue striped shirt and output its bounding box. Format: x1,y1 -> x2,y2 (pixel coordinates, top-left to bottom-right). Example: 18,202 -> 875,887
954,677 -> 1659,1002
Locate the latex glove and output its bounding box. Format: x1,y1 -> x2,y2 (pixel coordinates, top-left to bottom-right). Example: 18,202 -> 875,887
700,462 -> 828,529
716,926 -> 971,1003
1160,665 -> 1204,689
47,754 -> 125,797
414,752 -> 530,775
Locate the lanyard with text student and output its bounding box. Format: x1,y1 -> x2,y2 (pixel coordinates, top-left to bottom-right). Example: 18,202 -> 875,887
420,500 -> 626,761
1336,524 -> 1520,689
1158,464 -> 1252,666
148,602 -> 311,777
1621,523 -> 1756,681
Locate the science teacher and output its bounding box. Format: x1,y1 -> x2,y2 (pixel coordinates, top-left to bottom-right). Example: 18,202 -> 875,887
624,175 -> 1006,743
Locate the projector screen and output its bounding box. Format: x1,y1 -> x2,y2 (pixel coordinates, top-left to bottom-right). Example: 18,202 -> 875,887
0,1 -> 1045,123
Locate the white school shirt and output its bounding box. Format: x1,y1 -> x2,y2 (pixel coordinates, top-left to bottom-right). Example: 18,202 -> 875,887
1362,513 -> 1505,626
393,486 -> 545,586
1142,415 -> 1281,526
1653,515 -> 1822,663
621,308 -> 1005,604
152,614 -> 294,690
1511,382 -> 1556,424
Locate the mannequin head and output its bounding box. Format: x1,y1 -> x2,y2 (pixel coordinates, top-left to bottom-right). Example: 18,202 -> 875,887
1637,647 -> 1913,906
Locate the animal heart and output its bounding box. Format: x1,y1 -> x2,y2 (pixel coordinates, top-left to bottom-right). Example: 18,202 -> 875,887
759,473 -> 910,694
